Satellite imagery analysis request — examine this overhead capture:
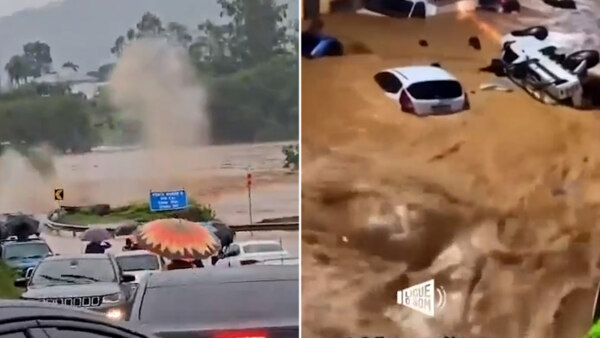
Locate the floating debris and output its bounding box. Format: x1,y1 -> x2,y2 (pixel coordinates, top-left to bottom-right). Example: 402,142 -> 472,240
469,36 -> 481,50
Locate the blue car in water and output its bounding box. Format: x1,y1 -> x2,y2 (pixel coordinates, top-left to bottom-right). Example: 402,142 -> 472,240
0,236 -> 53,277
301,32 -> 344,59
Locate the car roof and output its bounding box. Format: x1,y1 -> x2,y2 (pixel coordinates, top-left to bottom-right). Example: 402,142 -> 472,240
115,250 -> 158,257
42,253 -> 111,261
386,66 -> 458,84
146,265 -> 297,288
0,300 -> 153,335
2,239 -> 46,246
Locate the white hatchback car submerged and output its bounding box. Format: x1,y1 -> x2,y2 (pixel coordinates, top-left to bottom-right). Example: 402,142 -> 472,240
215,240 -> 290,267
374,65 -> 469,116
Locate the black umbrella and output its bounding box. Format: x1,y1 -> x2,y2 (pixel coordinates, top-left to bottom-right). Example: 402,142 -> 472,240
114,222 -> 139,236
81,228 -> 112,242
5,215 -> 39,240
199,221 -> 235,248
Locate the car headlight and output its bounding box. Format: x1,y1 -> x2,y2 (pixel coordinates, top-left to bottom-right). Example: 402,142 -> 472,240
102,293 -> 123,304
106,308 -> 123,320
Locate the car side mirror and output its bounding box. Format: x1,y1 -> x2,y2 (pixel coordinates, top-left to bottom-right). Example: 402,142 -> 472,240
121,274 -> 135,283
14,278 -> 27,288
25,268 -> 34,279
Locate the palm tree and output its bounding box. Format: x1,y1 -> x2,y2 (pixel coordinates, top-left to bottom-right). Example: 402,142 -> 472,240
62,61 -> 79,72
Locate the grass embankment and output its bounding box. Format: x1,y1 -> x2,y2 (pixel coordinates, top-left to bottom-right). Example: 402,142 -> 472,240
59,201 -> 216,225
0,262 -> 21,299
587,322 -> 600,338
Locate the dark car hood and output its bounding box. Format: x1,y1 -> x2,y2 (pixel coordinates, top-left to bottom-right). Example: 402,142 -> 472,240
139,319 -> 298,337
23,282 -> 121,298
5,258 -> 40,270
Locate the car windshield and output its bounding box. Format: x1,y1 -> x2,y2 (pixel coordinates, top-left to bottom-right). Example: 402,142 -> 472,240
407,80 -> 463,100
139,280 -> 298,324
30,258 -> 116,286
3,243 -> 50,260
116,255 -> 159,272
243,243 -> 283,254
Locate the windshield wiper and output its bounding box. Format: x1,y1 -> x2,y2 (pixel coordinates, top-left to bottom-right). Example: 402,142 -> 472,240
60,274 -> 100,282
25,255 -> 43,259
39,274 -> 78,284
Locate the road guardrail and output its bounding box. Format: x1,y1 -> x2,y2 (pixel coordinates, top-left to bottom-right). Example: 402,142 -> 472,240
44,214 -> 298,237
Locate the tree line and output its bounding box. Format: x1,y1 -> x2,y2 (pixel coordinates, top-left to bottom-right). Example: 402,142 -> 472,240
0,0 -> 298,153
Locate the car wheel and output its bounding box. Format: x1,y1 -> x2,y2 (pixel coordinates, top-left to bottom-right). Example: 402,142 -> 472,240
510,26 -> 548,40
502,0 -> 520,13
563,50 -> 600,72
411,2 -> 426,18
593,281 -> 600,324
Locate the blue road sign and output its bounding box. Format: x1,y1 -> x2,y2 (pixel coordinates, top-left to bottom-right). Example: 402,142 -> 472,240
149,189 -> 188,212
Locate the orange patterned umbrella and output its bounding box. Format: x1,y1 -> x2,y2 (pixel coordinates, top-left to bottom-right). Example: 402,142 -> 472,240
135,218 -> 221,260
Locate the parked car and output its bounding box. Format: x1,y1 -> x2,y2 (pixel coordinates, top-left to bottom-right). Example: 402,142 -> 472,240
128,266 -> 299,337
0,235 -> 53,277
255,257 -> 299,266
359,0 -> 427,18
373,65 -> 469,115
500,25 -> 599,108
215,240 -> 290,267
0,300 -> 156,337
16,254 -> 136,321
115,250 -> 165,284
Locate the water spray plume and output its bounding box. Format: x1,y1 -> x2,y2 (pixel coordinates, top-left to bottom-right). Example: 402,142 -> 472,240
107,38 -> 211,191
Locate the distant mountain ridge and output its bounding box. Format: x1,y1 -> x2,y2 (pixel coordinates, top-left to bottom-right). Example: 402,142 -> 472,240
0,0 -> 298,86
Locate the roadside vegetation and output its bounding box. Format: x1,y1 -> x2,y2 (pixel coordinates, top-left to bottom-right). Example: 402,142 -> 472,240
59,200 -> 216,225
0,0 -> 298,153
282,144 -> 299,170
587,321 -> 600,338
0,262 -> 21,299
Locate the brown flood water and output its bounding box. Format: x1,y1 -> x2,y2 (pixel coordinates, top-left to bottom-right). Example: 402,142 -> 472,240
0,142 -> 298,223
302,13 -> 600,338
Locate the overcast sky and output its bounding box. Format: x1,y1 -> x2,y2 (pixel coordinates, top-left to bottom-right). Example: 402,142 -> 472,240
0,0 -> 62,18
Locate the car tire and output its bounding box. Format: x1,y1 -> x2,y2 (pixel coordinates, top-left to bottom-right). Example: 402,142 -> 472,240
510,26 -> 548,40
502,0 -> 521,13
593,281 -> 600,324
563,50 -> 600,72
411,2 -> 426,18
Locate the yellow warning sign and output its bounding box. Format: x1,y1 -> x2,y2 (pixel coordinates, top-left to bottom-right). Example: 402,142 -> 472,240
54,189 -> 64,201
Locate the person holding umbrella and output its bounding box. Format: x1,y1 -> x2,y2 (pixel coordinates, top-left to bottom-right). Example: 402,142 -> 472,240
81,228 -> 113,254
5,215 -> 40,240
199,221 -> 235,266
134,218 -> 221,270
122,237 -> 140,251
85,241 -> 111,254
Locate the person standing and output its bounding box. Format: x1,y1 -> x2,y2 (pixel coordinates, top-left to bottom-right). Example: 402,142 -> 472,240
122,238 -> 140,251
85,241 -> 111,254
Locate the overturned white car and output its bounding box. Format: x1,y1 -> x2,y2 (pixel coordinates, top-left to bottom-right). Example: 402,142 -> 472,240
500,26 -> 599,108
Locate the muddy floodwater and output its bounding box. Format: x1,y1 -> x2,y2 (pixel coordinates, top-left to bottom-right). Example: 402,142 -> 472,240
302,13 -> 600,338
0,142 -> 298,224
